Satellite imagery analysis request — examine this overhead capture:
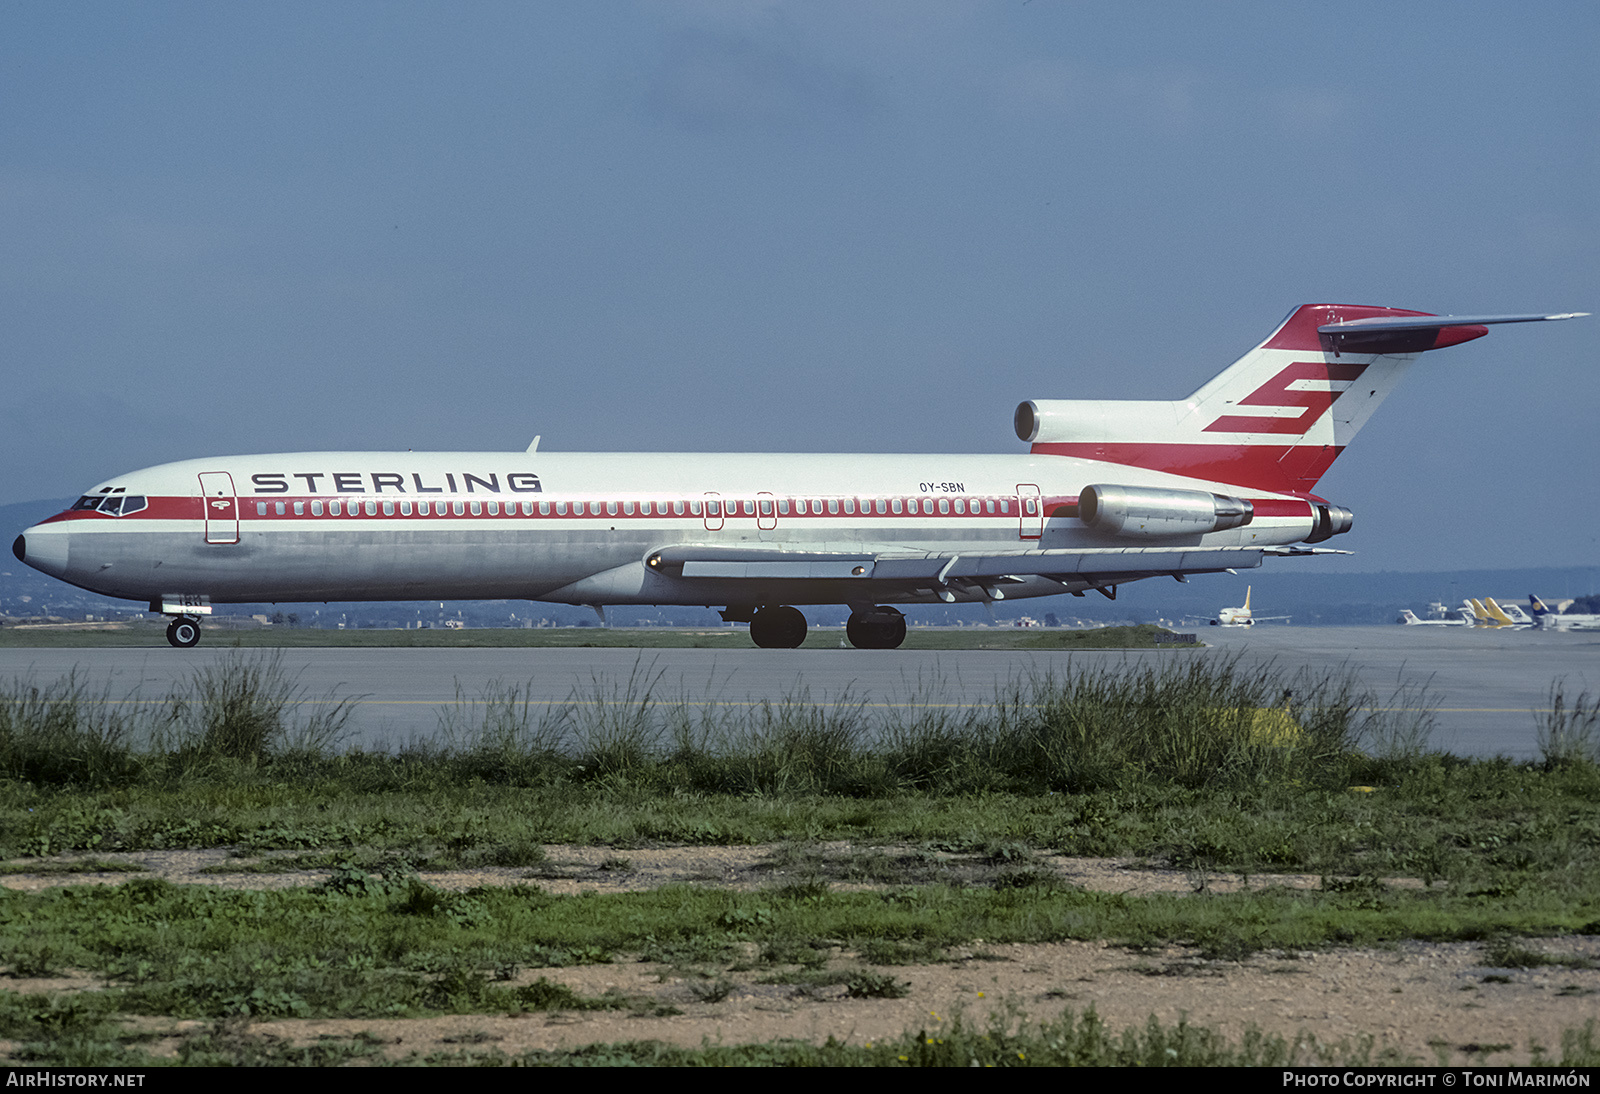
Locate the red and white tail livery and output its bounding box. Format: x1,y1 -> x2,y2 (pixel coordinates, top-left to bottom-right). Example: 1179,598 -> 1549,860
13,304 -> 1585,648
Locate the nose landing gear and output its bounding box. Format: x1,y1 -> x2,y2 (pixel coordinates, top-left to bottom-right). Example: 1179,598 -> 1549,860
165,617 -> 202,648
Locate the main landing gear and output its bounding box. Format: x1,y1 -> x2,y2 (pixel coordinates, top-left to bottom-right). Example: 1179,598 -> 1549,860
165,616 -> 202,648
845,606 -> 906,650
734,604 -> 908,650
749,605 -> 808,649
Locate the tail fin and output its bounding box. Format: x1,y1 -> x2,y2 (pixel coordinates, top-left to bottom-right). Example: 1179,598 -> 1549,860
1483,598 -> 1520,626
1018,306 -> 1587,495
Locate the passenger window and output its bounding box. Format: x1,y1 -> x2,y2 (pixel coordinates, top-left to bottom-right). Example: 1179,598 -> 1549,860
555,501 -> 567,515
778,499 -> 789,515
623,501 -> 635,515
275,502 -> 287,515
470,501 -> 482,516
891,498 -> 903,514
827,499 -> 839,515
759,498 -> 773,516
674,500 -> 685,516
293,502 -> 305,515
380,501 -> 393,516
311,501 -> 324,516
256,502 -> 267,515
938,499 -> 949,514
366,501 -> 378,516
539,501 -> 550,515
844,498 -> 855,515
330,501 -> 342,516
607,501 -> 618,516
417,501 -> 429,516
690,501 -> 702,515
399,501 -> 411,516
486,501 -> 498,516
986,500 -> 995,514
954,499 -> 965,514
453,501 -> 466,516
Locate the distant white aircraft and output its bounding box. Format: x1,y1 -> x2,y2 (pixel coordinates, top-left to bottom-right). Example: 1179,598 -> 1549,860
1397,608 -> 1472,626
13,304 -> 1584,649
1211,586 -> 1290,627
1530,595 -> 1600,631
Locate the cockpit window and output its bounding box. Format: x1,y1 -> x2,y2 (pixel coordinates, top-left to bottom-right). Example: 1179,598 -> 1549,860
70,494 -> 146,516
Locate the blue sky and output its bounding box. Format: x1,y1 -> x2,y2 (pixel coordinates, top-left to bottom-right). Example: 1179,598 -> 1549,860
4,1 -> 1595,571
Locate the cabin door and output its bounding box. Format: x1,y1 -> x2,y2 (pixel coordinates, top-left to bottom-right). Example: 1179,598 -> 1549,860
1017,484 -> 1043,540
198,473 -> 239,544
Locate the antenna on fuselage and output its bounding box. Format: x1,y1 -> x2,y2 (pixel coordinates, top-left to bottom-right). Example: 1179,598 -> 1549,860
526,436 -> 541,453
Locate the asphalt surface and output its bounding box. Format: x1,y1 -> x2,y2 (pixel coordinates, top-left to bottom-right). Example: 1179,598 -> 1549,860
1,626 -> 1594,758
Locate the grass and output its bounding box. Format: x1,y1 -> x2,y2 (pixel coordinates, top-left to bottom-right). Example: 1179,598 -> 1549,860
2,653 -> 1598,1065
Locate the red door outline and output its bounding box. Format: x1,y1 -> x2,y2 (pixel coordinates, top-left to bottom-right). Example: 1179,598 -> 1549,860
198,472 -> 239,544
702,492 -> 724,532
1017,484 -> 1043,540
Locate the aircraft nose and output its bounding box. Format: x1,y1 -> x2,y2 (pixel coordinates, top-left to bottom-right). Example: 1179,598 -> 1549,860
13,524 -> 70,579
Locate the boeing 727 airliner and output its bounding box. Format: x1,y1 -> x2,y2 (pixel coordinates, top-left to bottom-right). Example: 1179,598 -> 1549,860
12,304 -> 1585,648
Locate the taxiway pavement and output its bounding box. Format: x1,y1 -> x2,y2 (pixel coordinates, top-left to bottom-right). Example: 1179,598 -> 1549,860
0,626 -> 1593,758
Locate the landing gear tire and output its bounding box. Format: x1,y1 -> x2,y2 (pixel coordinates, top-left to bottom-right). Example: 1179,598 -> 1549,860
749,605 -> 808,649
846,606 -> 906,650
166,617 -> 201,648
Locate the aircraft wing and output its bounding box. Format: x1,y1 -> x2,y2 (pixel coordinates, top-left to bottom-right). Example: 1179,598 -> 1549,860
644,542 -> 1275,598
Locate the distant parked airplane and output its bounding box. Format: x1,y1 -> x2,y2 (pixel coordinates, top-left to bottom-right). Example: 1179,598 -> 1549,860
1397,608 -> 1471,626
1530,595 -> 1600,631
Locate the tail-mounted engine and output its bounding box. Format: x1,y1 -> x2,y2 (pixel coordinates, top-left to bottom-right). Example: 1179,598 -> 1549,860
1304,503 -> 1354,543
1079,484 -> 1253,538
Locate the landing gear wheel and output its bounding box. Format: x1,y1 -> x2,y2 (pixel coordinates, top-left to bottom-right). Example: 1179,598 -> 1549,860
749,605 -> 808,648
846,606 -> 906,650
166,617 -> 201,648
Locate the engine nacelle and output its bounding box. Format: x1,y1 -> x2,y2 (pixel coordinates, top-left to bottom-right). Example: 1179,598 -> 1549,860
1303,503 -> 1354,543
1015,399 -> 1183,445
1079,484 -> 1253,538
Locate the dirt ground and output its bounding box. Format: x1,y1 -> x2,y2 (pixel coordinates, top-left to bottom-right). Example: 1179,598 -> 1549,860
5,845 -> 1599,1066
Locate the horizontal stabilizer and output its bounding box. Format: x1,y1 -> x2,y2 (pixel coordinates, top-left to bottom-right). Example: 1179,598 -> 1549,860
1318,312 -> 1587,333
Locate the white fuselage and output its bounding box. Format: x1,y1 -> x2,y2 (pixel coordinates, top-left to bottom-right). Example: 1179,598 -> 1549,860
17,449 -> 1318,611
